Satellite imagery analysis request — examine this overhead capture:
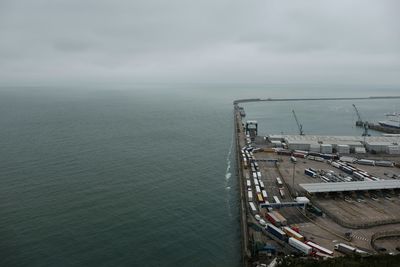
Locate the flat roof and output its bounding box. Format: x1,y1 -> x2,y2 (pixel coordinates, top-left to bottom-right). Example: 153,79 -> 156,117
279,134 -> 400,144
300,180 -> 400,193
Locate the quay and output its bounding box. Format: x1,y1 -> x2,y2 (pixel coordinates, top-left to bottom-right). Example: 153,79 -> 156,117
234,95 -> 400,104
233,96 -> 400,265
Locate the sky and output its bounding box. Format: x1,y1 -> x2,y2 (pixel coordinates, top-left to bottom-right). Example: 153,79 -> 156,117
0,0 -> 399,85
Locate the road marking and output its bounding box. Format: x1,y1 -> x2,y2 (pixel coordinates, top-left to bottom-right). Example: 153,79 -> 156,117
352,234 -> 369,241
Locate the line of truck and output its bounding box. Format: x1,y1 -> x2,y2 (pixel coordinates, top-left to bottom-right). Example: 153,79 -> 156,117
328,160 -> 381,181
263,223 -> 333,256
242,144 -> 366,259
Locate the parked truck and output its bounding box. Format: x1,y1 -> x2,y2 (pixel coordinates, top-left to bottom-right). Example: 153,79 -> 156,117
288,237 -> 312,255
266,212 -> 281,226
272,211 -> 287,226
304,168 -> 316,177
283,226 -> 304,241
266,223 -> 287,241
334,243 -> 357,255
306,241 -> 333,256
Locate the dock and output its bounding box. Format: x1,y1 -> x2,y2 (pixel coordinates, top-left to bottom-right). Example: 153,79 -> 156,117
233,96 -> 400,264
234,96 -> 400,105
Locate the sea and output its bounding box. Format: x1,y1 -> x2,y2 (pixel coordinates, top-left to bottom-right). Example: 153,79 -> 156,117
0,84 -> 398,267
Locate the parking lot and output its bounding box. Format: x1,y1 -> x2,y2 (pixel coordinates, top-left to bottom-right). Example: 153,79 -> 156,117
275,154 -> 400,227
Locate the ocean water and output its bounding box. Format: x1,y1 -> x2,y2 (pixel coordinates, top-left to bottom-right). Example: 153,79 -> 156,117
0,84 -> 398,267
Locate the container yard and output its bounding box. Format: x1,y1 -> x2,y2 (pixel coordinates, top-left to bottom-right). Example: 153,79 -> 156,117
234,100 -> 400,267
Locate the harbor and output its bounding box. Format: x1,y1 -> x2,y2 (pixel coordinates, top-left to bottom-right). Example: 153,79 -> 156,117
233,97 -> 400,266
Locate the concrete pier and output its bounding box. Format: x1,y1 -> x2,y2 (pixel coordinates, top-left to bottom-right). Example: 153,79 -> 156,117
233,104 -> 251,267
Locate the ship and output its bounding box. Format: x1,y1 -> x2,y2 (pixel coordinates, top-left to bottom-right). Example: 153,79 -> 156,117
378,113 -> 400,130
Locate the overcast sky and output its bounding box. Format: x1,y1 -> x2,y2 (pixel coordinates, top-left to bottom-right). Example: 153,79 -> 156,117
0,0 -> 399,85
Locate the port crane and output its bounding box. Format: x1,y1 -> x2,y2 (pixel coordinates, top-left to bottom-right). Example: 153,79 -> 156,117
352,104 -> 370,137
292,110 -> 304,135
352,104 -> 364,126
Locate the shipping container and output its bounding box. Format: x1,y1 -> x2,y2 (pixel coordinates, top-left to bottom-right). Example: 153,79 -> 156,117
342,166 -> 353,175
246,180 -> 251,188
266,223 -> 287,241
294,150 -> 309,154
331,162 -> 341,169
289,237 -> 312,255
321,176 -> 330,182
266,212 -> 281,226
306,241 -> 333,256
249,202 -> 257,214
248,191 -> 253,201
334,243 -> 356,255
251,162 -> 256,168
255,185 -> 261,194
257,193 -> 264,203
279,189 -> 285,199
357,159 -> 375,166
262,190 -> 268,199
375,160 -> 394,167
273,196 -> 281,204
290,226 -> 300,233
353,172 -> 365,180
272,211 -> 287,226
293,152 -> 306,158
283,226 -> 304,241
276,177 -> 283,187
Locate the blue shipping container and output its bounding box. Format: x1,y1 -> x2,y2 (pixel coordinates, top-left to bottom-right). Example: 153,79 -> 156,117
266,224 -> 287,241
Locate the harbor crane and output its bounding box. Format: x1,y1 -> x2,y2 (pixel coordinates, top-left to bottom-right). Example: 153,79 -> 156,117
352,104 -> 364,126
292,110 -> 304,135
352,104 -> 370,137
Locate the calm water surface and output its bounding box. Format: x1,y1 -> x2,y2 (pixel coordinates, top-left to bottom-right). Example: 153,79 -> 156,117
0,84 -> 398,266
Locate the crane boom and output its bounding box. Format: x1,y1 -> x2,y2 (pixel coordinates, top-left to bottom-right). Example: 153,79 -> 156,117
292,110 -> 304,135
352,104 -> 363,124
352,104 -> 370,137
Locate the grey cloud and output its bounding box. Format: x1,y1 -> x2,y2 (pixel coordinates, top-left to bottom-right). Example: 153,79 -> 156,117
0,0 -> 399,85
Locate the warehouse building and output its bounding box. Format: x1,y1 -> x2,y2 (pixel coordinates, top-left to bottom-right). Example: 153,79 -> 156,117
300,180 -> 400,194
267,135 -> 400,154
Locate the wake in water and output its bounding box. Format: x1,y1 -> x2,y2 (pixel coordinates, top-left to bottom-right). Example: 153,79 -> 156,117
225,135 -> 233,182
225,133 -> 234,217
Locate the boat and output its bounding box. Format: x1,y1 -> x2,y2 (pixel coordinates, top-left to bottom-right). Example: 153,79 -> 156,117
378,113 -> 400,129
